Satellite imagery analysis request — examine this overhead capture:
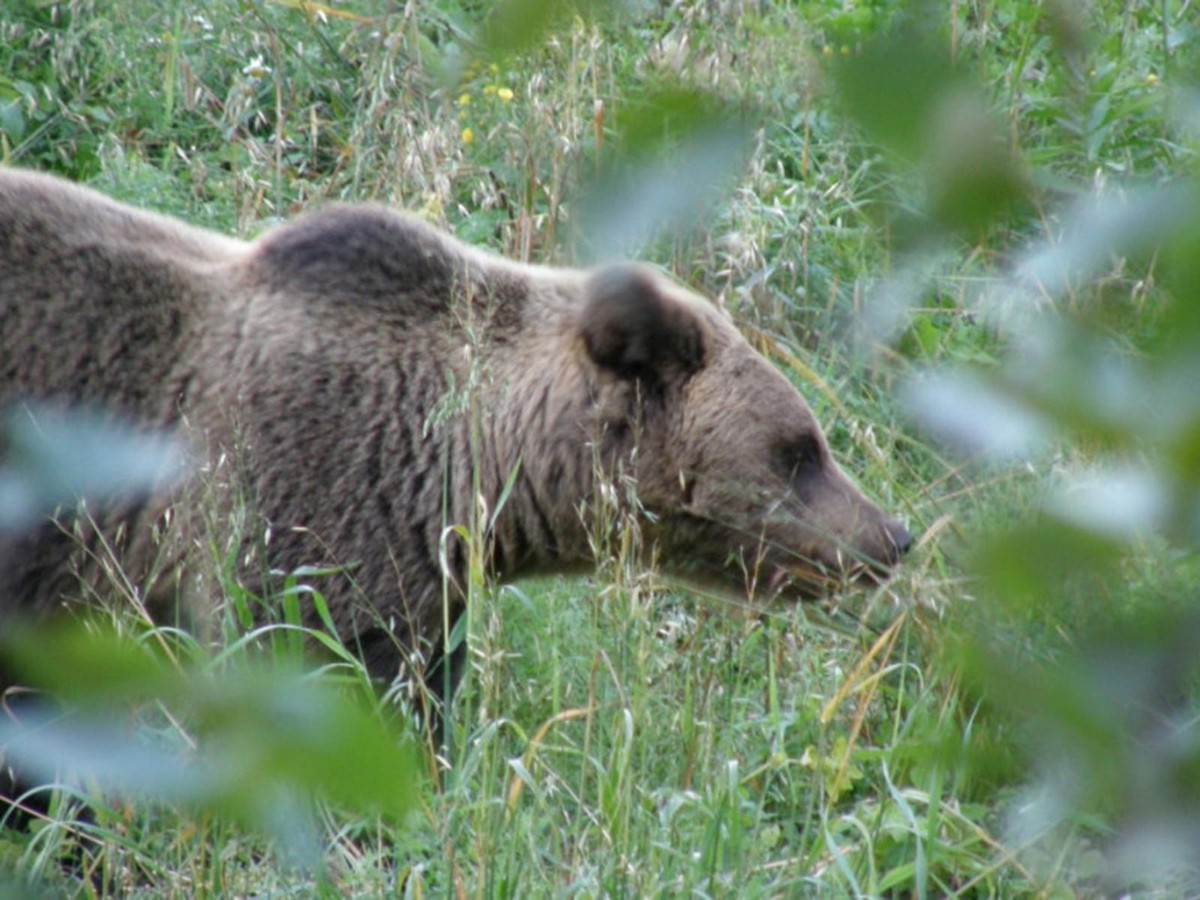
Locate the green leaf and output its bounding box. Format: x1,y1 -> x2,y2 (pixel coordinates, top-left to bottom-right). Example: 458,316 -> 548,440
478,0 -> 617,59
0,623 -> 419,870
832,20 -> 959,162
0,100 -> 24,142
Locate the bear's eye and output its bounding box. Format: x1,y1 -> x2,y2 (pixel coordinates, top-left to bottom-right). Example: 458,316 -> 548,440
607,420 -> 631,443
779,435 -> 823,479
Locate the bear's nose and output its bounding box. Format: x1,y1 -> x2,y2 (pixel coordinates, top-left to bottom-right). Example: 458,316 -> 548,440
885,519 -> 913,560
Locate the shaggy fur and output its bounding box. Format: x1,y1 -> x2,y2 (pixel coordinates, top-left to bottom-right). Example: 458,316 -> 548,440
0,168 -> 910,689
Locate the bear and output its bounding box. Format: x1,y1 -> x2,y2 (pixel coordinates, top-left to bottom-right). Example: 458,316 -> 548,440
0,167 -> 911,702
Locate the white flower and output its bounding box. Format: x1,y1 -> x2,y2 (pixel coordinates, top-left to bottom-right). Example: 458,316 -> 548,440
242,55 -> 270,79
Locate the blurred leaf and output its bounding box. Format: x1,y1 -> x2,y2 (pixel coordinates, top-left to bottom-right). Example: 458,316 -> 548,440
969,518 -> 1122,613
904,370 -> 1052,463
478,0 -> 620,58
1000,322 -> 1161,451
832,19 -> 959,161
922,90 -> 1030,234
578,129 -> 748,261
1,621 -> 184,702
960,604 -> 1200,886
1048,463 -> 1169,540
0,404 -> 187,530
1153,199 -> 1200,360
832,6 -> 1030,238
0,623 -> 419,870
577,86 -> 750,260
611,86 -> 735,160
1015,184 -> 1199,300
0,99 -> 23,142
479,0 -> 567,56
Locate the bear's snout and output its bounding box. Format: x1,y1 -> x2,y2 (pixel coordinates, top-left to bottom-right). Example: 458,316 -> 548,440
884,518 -> 913,562
856,515 -> 914,583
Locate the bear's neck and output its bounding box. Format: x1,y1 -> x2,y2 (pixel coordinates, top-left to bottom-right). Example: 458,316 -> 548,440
441,341 -> 600,587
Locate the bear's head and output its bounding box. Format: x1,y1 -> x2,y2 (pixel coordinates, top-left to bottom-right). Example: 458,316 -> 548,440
576,264 -> 911,600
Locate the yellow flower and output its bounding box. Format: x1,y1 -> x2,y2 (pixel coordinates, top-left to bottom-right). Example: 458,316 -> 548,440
458,92 -> 471,107
822,46 -> 833,58
497,87 -> 514,103
1147,72 -> 1159,85
461,127 -> 475,145
483,84 -> 497,96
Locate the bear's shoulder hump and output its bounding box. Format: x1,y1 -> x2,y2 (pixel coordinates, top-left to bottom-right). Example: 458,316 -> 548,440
247,204 -> 463,305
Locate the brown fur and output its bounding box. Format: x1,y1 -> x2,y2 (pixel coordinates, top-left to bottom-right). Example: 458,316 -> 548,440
0,168 -> 910,689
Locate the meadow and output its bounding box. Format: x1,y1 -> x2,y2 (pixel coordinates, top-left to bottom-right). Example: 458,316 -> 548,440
1,0 -> 1199,895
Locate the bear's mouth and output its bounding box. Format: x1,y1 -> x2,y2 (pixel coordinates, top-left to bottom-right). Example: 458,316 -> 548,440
775,523 -> 912,598
763,561 -> 837,600
766,553 -> 898,600
653,511 -> 907,602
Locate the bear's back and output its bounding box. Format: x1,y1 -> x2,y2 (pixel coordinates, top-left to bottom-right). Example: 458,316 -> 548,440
0,169 -> 245,422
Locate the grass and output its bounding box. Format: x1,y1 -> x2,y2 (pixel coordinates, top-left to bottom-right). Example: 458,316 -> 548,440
2,0 -> 1199,895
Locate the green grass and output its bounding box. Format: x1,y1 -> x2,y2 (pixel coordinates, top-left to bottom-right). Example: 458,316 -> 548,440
2,0 -> 1199,895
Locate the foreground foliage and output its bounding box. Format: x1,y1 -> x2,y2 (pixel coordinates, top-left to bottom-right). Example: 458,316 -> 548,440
1,0 -> 1198,895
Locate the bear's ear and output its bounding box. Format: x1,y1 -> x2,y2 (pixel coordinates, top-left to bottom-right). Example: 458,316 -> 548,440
580,264 -> 705,382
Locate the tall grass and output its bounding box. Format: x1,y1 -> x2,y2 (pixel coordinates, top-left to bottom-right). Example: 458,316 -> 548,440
1,0 -> 1197,895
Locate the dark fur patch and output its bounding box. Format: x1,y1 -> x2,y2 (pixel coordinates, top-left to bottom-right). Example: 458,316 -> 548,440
250,205 -> 460,316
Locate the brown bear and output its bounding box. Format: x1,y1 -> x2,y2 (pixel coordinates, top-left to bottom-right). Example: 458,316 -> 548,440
0,167 -> 910,696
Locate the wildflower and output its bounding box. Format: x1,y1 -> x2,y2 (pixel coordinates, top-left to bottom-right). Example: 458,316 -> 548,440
822,46 -> 833,58
458,92 -> 471,107
497,87 -> 514,103
1147,72 -> 1159,86
461,127 -> 475,145
242,55 -> 270,79
483,84 -> 497,96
